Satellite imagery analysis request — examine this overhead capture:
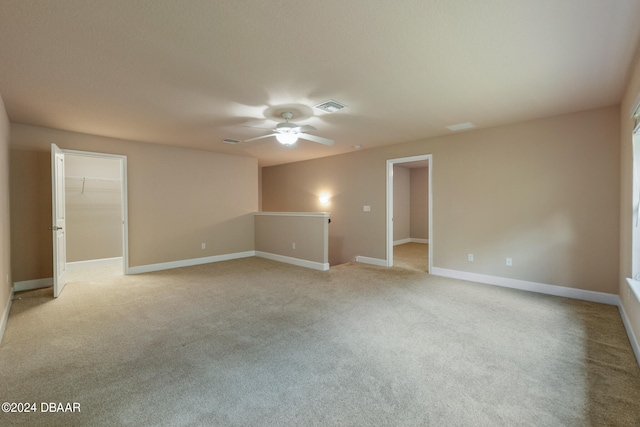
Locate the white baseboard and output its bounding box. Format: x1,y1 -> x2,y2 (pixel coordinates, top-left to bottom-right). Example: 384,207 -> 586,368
0,288 -> 13,345
619,303 -> 640,368
255,251 -> 329,271
13,277 -> 53,292
67,256 -> 122,270
128,251 -> 255,274
393,238 -> 411,246
355,256 -> 389,267
430,267 -> 620,306
393,238 -> 429,246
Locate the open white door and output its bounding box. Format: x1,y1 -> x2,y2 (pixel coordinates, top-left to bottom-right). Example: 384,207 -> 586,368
51,143 -> 67,297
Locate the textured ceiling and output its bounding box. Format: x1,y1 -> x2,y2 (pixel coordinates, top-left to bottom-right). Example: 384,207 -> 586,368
1,1 -> 639,166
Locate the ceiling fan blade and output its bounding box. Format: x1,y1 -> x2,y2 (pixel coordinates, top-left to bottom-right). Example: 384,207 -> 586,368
298,133 -> 334,146
242,124 -> 276,131
291,125 -> 316,133
244,133 -> 276,142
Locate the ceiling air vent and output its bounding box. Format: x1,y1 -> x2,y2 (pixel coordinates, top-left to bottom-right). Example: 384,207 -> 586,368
446,122 -> 476,131
314,99 -> 347,113
222,138 -> 240,144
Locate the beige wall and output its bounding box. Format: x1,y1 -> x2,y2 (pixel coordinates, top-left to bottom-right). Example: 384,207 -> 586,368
10,124 -> 258,282
0,95 -> 11,331
262,148 -> 385,266
620,51 -> 640,345
9,148 -> 52,281
65,155 -> 123,262
263,106 -> 620,293
254,213 -> 328,264
393,165 -> 410,242
410,167 -> 428,240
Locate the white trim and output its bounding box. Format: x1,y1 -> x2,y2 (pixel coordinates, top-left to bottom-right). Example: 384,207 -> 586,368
394,238 -> 429,246
630,91 -> 640,118
254,212 -> 330,218
121,157 -> 129,274
128,251 -> 255,275
393,238 -> 411,246
626,278 -> 640,302
619,303 -> 640,367
431,267 -> 619,306
355,256 -> 388,267
67,257 -> 123,270
14,277 -> 54,292
0,289 -> 13,345
255,251 -> 329,271
386,155 -> 433,270
411,238 -> 429,244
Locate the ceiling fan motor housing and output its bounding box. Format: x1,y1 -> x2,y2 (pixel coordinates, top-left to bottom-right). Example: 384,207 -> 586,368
276,122 -> 296,133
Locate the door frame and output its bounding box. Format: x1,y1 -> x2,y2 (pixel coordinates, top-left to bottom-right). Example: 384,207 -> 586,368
62,149 -> 130,275
386,154 -> 433,270
51,144 -> 67,297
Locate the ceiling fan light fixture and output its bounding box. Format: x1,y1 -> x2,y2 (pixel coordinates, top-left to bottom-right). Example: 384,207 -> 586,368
276,133 -> 298,145
243,110 -> 333,146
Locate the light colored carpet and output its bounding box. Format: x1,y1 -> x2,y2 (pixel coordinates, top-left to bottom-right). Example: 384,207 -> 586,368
1,256 -> 639,426
65,259 -> 122,284
394,242 -> 429,272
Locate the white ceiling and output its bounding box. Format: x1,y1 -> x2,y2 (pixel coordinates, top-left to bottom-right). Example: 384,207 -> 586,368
1,1 -> 639,167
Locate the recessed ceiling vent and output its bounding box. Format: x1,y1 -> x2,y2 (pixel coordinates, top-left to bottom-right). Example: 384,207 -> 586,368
446,122 -> 476,131
314,99 -> 347,113
222,138 -> 240,144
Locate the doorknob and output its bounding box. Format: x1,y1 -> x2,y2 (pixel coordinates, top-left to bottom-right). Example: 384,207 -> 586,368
48,226 -> 63,231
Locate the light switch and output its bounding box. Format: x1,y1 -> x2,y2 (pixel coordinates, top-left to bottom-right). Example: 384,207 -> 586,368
363,205 -> 371,212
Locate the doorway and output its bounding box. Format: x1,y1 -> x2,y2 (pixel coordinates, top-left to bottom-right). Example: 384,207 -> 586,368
62,150 -> 128,284
386,155 -> 432,271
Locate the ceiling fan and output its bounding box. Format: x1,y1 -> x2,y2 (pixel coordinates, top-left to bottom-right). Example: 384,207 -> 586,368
244,112 -> 334,146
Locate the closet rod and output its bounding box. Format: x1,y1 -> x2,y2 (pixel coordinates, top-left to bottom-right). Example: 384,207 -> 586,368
65,175 -> 121,182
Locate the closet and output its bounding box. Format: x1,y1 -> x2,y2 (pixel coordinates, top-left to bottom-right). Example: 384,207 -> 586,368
64,155 -> 123,265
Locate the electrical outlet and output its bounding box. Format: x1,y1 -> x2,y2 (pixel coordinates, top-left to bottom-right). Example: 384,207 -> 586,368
201,243 -> 206,249
506,257 -> 513,266
363,205 -> 371,212
467,253 -> 474,262
292,243 -> 296,249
